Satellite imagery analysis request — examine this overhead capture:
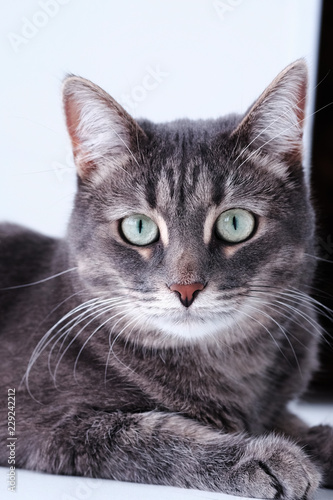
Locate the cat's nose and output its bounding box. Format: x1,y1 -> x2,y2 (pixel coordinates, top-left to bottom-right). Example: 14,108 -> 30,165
169,282 -> 205,308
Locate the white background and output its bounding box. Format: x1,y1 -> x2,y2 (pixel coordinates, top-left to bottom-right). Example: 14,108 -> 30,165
0,0 -> 322,238
1,1 -> 332,500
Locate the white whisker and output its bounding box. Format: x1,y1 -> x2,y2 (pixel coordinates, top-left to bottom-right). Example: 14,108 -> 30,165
2,267 -> 77,290
247,286 -> 332,347
51,300 -> 127,382
23,297 -> 127,392
245,302 -> 301,372
236,307 -> 290,364
72,301 -> 133,382
105,311 -> 147,381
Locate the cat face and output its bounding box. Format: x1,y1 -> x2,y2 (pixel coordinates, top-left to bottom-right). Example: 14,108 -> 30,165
63,61 -> 315,344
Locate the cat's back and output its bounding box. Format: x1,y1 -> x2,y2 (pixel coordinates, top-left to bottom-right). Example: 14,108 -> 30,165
0,223 -> 57,289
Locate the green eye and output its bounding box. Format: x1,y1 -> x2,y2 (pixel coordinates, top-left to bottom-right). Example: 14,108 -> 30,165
216,209 -> 255,243
121,214 -> 159,246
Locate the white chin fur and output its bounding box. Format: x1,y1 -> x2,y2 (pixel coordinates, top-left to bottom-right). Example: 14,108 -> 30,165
147,313 -> 235,341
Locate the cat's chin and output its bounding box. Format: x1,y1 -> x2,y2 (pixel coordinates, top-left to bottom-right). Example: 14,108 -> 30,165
146,313 -> 236,343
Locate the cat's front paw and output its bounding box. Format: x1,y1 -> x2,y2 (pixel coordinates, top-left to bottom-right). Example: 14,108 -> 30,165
229,435 -> 321,499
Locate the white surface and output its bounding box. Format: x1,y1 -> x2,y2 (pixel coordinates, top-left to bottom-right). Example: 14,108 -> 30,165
0,402 -> 332,500
0,0 -> 321,237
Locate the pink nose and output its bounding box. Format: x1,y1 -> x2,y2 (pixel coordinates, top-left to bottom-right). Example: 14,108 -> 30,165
169,282 -> 205,308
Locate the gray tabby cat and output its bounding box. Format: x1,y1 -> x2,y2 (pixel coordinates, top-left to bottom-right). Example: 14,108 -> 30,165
0,60 -> 332,499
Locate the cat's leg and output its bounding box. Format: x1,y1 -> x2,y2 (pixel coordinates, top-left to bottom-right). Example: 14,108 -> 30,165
22,410 -> 320,499
272,410 -> 333,488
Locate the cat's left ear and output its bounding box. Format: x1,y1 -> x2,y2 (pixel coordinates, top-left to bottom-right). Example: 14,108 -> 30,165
62,75 -> 146,180
231,59 -> 307,165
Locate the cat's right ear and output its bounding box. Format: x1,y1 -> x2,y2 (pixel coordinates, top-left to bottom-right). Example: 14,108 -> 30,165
62,76 -> 146,180
230,60 -> 307,166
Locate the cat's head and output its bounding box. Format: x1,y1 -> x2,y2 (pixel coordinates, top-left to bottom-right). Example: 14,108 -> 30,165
62,60 -> 315,346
